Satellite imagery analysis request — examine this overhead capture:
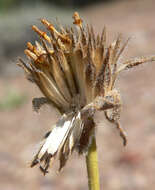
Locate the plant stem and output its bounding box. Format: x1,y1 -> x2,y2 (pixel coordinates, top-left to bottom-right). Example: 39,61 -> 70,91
86,136 -> 100,190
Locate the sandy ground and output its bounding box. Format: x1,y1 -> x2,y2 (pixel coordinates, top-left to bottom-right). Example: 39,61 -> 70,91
1,0 -> 155,189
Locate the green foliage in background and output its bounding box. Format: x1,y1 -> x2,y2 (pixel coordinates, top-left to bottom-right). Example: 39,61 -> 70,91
0,0 -> 114,12
0,89 -> 27,111
0,0 -> 19,11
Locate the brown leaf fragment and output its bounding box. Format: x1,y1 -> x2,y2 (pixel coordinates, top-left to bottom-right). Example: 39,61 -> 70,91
100,26 -> 106,46
95,46 -> 113,96
32,97 -> 49,112
111,34 -> 122,73
17,58 -> 35,82
77,117 -> 95,154
85,60 -> 96,102
59,139 -> 70,172
58,51 -> 77,96
69,49 -> 86,105
117,55 -> 155,73
124,55 -> 155,69
115,37 -> 130,63
49,56 -> 72,102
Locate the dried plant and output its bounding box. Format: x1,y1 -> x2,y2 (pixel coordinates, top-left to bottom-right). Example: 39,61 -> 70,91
18,12 -> 155,184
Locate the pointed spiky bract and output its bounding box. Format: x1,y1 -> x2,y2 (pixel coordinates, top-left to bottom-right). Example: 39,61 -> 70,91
18,12 -> 155,174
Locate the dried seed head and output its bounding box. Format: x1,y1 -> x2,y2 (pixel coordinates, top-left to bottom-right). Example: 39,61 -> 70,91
18,12 -> 155,174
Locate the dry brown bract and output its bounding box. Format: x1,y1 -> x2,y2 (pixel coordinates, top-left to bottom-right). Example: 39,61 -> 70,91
18,12 -> 155,175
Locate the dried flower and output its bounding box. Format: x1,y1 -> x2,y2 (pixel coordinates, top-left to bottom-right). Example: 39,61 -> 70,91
18,12 -> 155,175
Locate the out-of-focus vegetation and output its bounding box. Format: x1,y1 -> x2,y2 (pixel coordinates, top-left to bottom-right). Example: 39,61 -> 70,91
0,0 -> 117,11
0,89 -> 27,111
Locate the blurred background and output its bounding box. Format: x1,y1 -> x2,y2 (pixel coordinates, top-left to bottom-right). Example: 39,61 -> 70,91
0,0 -> 155,189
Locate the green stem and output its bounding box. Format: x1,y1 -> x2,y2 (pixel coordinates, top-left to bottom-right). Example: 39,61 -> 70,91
86,136 -> 100,190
